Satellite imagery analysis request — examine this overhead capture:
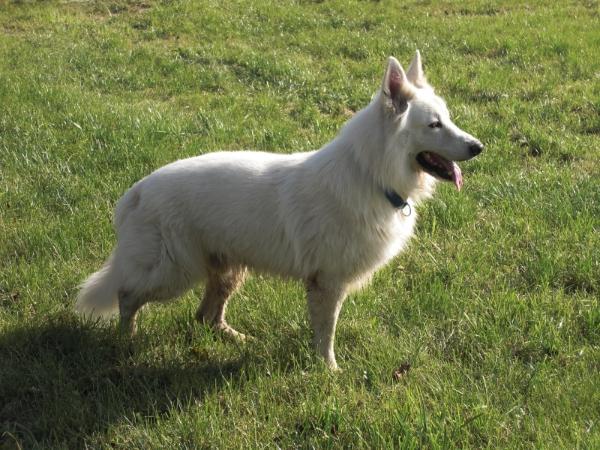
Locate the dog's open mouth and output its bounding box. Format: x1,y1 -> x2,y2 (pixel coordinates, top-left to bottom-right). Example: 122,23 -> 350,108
416,152 -> 463,190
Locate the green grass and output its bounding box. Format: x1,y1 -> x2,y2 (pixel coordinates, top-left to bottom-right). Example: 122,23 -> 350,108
1,0 -> 599,448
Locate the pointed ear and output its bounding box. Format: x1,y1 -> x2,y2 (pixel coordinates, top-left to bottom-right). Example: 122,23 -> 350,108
382,56 -> 413,115
406,50 -> 429,89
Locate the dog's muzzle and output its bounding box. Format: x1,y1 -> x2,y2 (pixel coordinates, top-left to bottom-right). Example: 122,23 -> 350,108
468,141 -> 484,157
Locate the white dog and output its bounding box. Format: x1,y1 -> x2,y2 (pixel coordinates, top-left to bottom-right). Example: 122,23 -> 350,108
76,52 -> 483,370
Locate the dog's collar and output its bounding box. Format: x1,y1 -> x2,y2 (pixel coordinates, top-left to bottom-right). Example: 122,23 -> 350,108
384,189 -> 412,216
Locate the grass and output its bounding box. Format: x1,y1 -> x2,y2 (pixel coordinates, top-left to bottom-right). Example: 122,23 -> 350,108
0,0 -> 599,448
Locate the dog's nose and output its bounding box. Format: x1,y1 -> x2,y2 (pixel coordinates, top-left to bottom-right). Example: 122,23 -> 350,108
469,141 -> 484,157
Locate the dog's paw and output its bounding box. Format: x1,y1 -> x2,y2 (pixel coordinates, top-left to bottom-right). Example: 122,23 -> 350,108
329,364 -> 342,373
323,358 -> 341,372
215,322 -> 253,343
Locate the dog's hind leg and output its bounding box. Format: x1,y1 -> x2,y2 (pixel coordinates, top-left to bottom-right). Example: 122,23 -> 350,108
305,276 -> 347,371
195,263 -> 248,341
118,290 -> 146,336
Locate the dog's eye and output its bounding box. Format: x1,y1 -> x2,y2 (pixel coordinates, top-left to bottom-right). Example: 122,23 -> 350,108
428,121 -> 442,129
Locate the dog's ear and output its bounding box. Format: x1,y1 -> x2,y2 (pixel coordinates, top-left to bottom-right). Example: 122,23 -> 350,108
406,50 -> 430,89
382,56 -> 413,115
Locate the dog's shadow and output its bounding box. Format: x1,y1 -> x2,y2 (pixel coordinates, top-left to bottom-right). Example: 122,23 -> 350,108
0,312 -> 276,447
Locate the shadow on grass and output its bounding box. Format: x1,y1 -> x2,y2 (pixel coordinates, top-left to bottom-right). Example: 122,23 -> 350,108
0,312 -> 270,448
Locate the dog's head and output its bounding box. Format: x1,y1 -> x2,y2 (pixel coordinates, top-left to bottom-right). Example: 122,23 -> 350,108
380,52 -> 483,192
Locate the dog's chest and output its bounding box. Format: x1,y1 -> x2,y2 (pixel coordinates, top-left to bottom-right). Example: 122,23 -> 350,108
334,211 -> 416,284
376,212 -> 417,263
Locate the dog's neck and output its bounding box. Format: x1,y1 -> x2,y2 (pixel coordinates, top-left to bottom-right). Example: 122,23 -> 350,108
384,189 -> 411,215
312,138 -> 413,218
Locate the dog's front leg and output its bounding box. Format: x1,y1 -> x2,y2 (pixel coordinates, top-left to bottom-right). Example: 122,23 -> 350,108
305,278 -> 346,370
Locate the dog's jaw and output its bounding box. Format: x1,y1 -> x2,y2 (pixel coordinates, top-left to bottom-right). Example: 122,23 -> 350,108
416,151 -> 463,191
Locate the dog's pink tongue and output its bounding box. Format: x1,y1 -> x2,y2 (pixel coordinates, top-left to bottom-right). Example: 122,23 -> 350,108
452,162 -> 463,191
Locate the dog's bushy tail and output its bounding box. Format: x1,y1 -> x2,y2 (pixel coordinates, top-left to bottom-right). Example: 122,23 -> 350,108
75,253 -> 120,319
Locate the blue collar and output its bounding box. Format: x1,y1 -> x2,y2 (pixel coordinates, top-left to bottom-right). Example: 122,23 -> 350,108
384,189 -> 412,216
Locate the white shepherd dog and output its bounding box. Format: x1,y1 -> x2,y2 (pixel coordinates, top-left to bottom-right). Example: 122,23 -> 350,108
76,52 -> 483,370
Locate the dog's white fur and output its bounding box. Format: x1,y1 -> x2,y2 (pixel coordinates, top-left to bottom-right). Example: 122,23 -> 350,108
76,52 -> 482,369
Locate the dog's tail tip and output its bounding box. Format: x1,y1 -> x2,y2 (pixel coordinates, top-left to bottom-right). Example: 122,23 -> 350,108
75,259 -> 120,320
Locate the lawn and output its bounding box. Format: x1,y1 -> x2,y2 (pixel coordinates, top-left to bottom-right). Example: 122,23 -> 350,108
0,0 -> 598,448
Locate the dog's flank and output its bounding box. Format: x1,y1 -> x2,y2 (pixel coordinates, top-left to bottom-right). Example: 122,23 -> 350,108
76,52 -> 483,370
